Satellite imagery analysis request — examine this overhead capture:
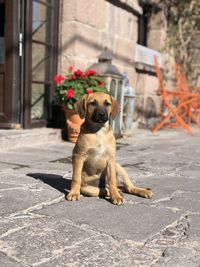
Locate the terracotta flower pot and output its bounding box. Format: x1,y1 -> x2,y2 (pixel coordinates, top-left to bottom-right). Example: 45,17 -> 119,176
64,108 -> 84,143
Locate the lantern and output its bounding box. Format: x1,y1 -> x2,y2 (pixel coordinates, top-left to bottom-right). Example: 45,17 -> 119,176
88,49 -> 124,137
122,72 -> 135,135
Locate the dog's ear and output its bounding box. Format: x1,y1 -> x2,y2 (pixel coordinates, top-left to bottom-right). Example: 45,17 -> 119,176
110,95 -> 120,119
75,94 -> 88,119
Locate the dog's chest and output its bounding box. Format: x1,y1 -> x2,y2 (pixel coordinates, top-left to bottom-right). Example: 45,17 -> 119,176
88,130 -> 109,161
94,131 -> 107,160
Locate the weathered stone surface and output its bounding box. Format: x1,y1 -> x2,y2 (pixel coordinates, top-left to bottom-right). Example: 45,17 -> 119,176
0,144 -> 72,166
0,128 -> 62,151
0,217 -> 96,266
152,245 -> 200,267
34,197 -> 179,242
186,214 -> 200,241
62,0 -> 107,30
152,255 -> 200,267
40,234 -> 156,267
115,38 -> 135,65
0,128 -> 200,266
152,189 -> 200,213
0,162 -> 17,170
0,251 -> 25,267
0,182 -> 62,216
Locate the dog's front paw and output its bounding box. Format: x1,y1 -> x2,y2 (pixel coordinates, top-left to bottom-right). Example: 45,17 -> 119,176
110,194 -> 124,205
66,191 -> 80,201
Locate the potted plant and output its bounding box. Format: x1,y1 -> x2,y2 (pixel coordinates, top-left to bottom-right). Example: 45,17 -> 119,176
54,66 -> 108,143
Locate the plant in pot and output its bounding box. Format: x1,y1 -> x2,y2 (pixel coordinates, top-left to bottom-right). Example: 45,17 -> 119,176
54,66 -> 108,143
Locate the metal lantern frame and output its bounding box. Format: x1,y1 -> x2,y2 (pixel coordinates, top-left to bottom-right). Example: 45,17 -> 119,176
88,50 -> 124,137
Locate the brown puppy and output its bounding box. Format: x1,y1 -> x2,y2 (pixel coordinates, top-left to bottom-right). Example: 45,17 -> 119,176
66,92 -> 154,205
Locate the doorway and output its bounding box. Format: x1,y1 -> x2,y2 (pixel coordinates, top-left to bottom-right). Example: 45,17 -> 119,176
0,0 -> 59,129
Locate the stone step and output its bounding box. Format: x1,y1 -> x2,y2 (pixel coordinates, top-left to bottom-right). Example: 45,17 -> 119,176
0,128 -> 63,151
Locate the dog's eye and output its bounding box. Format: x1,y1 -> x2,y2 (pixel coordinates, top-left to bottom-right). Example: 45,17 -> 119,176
89,101 -> 97,107
104,101 -> 111,107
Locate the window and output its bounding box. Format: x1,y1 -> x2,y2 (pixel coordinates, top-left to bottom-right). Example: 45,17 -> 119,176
137,5 -> 151,47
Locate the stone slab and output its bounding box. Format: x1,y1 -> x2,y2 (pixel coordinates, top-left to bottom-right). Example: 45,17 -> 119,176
0,172 -> 41,186
152,246 -> 200,267
138,175 -> 200,198
156,191 -> 200,213
0,251 -> 25,267
0,217 -> 96,266
0,162 -> 17,170
34,197 -> 179,243
0,183 -> 62,217
40,234 -> 157,267
0,128 -> 62,151
0,144 -> 73,166
186,214 -> 200,241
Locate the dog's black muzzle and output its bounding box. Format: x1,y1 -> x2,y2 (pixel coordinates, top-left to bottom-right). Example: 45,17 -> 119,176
92,108 -> 108,123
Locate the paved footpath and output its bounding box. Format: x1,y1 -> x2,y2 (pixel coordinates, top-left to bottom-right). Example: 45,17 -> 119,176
0,128 -> 200,267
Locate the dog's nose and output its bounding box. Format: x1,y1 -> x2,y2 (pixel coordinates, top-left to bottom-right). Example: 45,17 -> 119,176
98,110 -> 106,117
92,108 -> 108,123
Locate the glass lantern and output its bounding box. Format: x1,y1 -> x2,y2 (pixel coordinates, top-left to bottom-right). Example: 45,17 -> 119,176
87,49 -> 124,137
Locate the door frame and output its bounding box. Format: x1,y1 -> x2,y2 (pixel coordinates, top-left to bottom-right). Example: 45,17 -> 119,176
0,0 -> 21,128
23,0 -> 60,128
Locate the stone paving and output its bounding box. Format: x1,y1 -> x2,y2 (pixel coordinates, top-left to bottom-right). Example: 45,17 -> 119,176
0,128 -> 200,266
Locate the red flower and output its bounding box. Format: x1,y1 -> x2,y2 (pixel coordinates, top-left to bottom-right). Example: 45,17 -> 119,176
86,89 -> 93,94
82,70 -> 89,77
82,69 -> 96,77
54,75 -> 65,85
68,66 -> 73,72
74,69 -> 82,77
80,72 -> 87,78
69,75 -> 75,81
98,81 -> 104,87
66,88 -> 75,99
88,69 -> 96,76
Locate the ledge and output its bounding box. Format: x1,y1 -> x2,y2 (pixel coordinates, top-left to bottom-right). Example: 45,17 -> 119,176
0,128 -> 63,151
119,0 -> 142,14
134,44 -> 163,74
135,62 -> 156,75
106,0 -> 142,16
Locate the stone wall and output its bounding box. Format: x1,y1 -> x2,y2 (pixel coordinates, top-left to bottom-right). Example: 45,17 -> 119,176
58,0 -> 166,128
190,33 -> 200,87
58,0 -> 140,84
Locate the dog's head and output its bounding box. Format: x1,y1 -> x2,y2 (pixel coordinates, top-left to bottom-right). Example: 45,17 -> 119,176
75,92 -> 119,123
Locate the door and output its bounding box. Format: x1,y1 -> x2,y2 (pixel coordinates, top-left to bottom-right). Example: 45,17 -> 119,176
23,0 -> 59,128
0,0 -> 19,128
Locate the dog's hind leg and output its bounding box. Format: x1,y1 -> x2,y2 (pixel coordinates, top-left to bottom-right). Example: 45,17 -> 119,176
116,163 -> 154,199
81,186 -> 109,197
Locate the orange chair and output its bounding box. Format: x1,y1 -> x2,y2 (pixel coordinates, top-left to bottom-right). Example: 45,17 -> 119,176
152,56 -> 194,133
175,64 -> 200,127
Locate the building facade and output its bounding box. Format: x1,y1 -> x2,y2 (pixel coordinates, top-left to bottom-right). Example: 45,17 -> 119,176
0,0 -> 166,130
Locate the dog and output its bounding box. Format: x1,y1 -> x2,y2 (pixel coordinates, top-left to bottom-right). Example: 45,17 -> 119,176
66,92 -> 154,205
